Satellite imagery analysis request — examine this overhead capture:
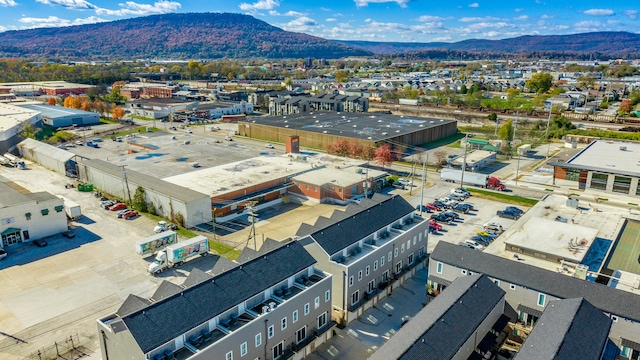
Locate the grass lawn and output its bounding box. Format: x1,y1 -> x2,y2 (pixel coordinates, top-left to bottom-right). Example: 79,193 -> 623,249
467,188 -> 539,207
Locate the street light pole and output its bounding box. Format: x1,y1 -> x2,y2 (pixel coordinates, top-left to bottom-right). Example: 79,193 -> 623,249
419,154 -> 427,217
545,107 -> 552,160
460,133 -> 469,189
513,112 -> 520,186
122,165 -> 132,204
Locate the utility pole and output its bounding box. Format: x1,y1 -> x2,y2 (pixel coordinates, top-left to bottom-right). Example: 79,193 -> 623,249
545,107 -> 553,160
419,152 -> 427,217
513,113 -> 520,186
245,202 -> 259,250
460,133 -> 469,189
122,165 -> 132,204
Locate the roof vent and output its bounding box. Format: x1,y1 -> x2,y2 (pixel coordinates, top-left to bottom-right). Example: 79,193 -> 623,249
620,146 -> 627,151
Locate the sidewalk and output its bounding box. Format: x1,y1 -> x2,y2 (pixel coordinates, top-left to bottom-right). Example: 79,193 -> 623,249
307,268 -> 428,360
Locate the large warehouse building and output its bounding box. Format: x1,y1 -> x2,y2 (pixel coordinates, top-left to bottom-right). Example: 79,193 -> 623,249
17,104 -> 100,128
17,138 -> 82,177
550,139 -> 640,197
237,112 -> 458,150
0,103 -> 42,153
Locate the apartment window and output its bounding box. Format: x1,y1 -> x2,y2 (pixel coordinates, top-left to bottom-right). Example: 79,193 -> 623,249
306,185 -> 309,190
365,266 -> 370,276
401,244 -> 405,253
407,240 -> 411,249
461,269 -> 467,275
292,310 -> 298,323
314,187 -> 317,192
226,351 -> 233,360
268,325 -> 274,339
349,276 -> 354,287
381,270 -> 389,283
272,342 -> 284,359
240,342 -> 247,357
351,291 -> 359,305
408,253 -> 414,265
537,293 -> 546,307
436,262 -> 443,274
395,261 -> 403,274
424,229 -> 428,237
296,326 -> 307,344
510,284 -> 516,291
281,317 -> 287,330
394,248 -> 398,258
255,333 -> 262,347
414,236 -> 417,245
358,270 -> 363,281
419,233 -> 423,242
325,290 -> 331,302
374,260 -> 378,271
314,296 -> 320,309
304,303 -> 310,315
590,173 -> 608,190
318,312 -> 327,329
493,279 -> 500,286
367,280 -> 376,293
381,256 -> 385,266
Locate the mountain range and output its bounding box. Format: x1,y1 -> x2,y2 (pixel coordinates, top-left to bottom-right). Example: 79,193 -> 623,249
0,12 -> 637,60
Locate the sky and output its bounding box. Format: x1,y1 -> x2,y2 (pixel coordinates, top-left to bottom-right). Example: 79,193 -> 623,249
0,0 -> 638,43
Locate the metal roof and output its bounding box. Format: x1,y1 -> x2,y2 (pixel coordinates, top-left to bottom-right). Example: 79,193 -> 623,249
18,138 -> 76,163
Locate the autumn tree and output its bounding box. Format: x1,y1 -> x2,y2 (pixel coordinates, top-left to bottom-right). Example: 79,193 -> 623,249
374,144 -> 394,167
347,139 -> 364,159
619,99 -> 633,115
498,119 -> 514,141
47,97 -> 57,105
334,70 -> 349,83
526,72 -> 554,93
362,145 -> 376,161
81,100 -> 92,111
433,150 -> 447,169
506,88 -> 520,100
111,106 -> 126,120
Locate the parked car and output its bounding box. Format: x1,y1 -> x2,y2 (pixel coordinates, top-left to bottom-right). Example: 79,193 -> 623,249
497,210 -> 519,220
452,203 -> 471,213
442,211 -> 460,220
484,222 -> 504,233
430,213 -> 452,224
0,249 -> 7,260
441,198 -> 458,208
426,203 -> 442,211
100,200 -> 115,209
447,193 -> 465,201
462,239 -> 484,250
398,178 -> 412,186
75,140 -> 84,146
61,230 -> 75,238
33,239 -> 48,247
117,209 -> 132,218
265,144 -> 275,149
122,210 -> 139,219
506,206 -> 524,216
415,204 -> 432,213
451,188 -> 471,197
470,235 -> 490,246
458,242 -> 476,250
109,202 -> 127,211
475,230 -> 496,238
433,200 -> 447,209
429,220 -> 443,231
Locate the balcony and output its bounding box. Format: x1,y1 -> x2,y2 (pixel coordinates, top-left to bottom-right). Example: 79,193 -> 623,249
291,321 -> 337,353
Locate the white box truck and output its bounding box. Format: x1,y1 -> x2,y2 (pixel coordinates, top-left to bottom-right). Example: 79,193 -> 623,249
57,195 -> 82,220
148,235 -> 209,275
440,168 -> 506,191
134,231 -> 178,257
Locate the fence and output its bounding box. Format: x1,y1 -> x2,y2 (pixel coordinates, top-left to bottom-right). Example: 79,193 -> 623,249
22,333 -> 94,360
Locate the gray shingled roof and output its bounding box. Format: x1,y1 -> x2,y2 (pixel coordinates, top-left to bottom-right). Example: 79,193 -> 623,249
117,295 -> 151,317
369,275 -> 505,360
182,268 -> 213,288
430,242 -> 640,322
122,241 -> 316,354
151,281 -> 183,302
311,195 -> 414,256
515,298 -> 611,360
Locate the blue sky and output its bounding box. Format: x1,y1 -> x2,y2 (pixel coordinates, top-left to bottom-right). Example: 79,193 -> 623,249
0,0 -> 638,42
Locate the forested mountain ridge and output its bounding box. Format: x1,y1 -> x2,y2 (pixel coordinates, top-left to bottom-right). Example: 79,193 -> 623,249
0,13 -> 371,59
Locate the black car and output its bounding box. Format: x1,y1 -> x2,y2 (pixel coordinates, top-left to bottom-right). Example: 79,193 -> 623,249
452,203 -> 471,213
433,200 -> 447,208
506,206 -> 524,216
497,210 -> 519,220
430,213 -> 452,224
442,211 -> 460,220
415,205 -> 432,213
33,239 -> 48,247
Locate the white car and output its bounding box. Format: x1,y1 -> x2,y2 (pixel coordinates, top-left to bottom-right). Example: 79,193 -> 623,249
451,188 -> 470,198
398,178 -> 412,186
483,222 -> 504,233
265,144 -> 275,149
186,129 -> 193,134
463,240 -> 484,250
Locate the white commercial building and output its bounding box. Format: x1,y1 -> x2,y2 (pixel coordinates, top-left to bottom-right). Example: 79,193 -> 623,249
0,103 -> 42,153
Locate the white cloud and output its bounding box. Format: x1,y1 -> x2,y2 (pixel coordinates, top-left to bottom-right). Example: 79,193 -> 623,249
540,14 -> 554,19
573,20 -> 602,31
459,16 -> 500,22
325,18 -> 337,22
625,10 -> 638,19
35,0 -> 93,9
0,0 -> 17,6
95,1 -> 180,16
268,10 -> 304,17
583,8 -> 614,16
417,15 -> 445,22
354,0 -> 410,9
280,16 -> 318,32
19,15 -> 107,28
514,15 -> 528,21
468,2 -> 479,8
239,0 -> 279,11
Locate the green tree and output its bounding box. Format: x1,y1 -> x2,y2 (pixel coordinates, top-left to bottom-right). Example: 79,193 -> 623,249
526,72 -> 554,93
487,112 -> 497,122
132,186 -> 148,213
619,99 -> 633,115
630,89 -> 640,106
506,88 -> 520,100
334,70 -> 349,82
459,85 -> 468,94
498,119 -> 514,141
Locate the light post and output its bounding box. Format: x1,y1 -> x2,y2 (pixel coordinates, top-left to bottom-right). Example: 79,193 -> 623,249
545,107 -> 552,160
418,153 -> 427,217
460,133 -> 469,189
513,113 -> 520,186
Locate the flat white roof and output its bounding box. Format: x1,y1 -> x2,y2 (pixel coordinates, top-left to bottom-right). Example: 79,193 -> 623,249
504,217 -> 598,263
291,165 -> 387,187
450,150 -> 495,167
0,81 -> 94,89
163,154 -> 371,198
0,103 -> 40,131
568,139 -> 640,176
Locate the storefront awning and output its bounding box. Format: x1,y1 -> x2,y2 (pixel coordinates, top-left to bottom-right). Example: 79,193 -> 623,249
1,227 -> 21,235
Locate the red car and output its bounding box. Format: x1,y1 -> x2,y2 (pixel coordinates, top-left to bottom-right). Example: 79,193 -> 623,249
122,210 -> 139,219
426,203 -> 442,211
109,202 -> 127,211
429,220 -> 443,231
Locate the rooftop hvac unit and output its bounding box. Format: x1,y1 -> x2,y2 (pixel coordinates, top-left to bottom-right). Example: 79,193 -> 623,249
573,264 -> 589,280
620,146 -> 627,151
262,306 -> 270,315
566,198 -> 579,209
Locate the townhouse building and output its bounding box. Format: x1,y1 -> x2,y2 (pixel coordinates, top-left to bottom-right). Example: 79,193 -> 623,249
97,241 -> 335,360
429,242 -> 640,358
369,275 -> 506,360
296,194 -> 429,325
